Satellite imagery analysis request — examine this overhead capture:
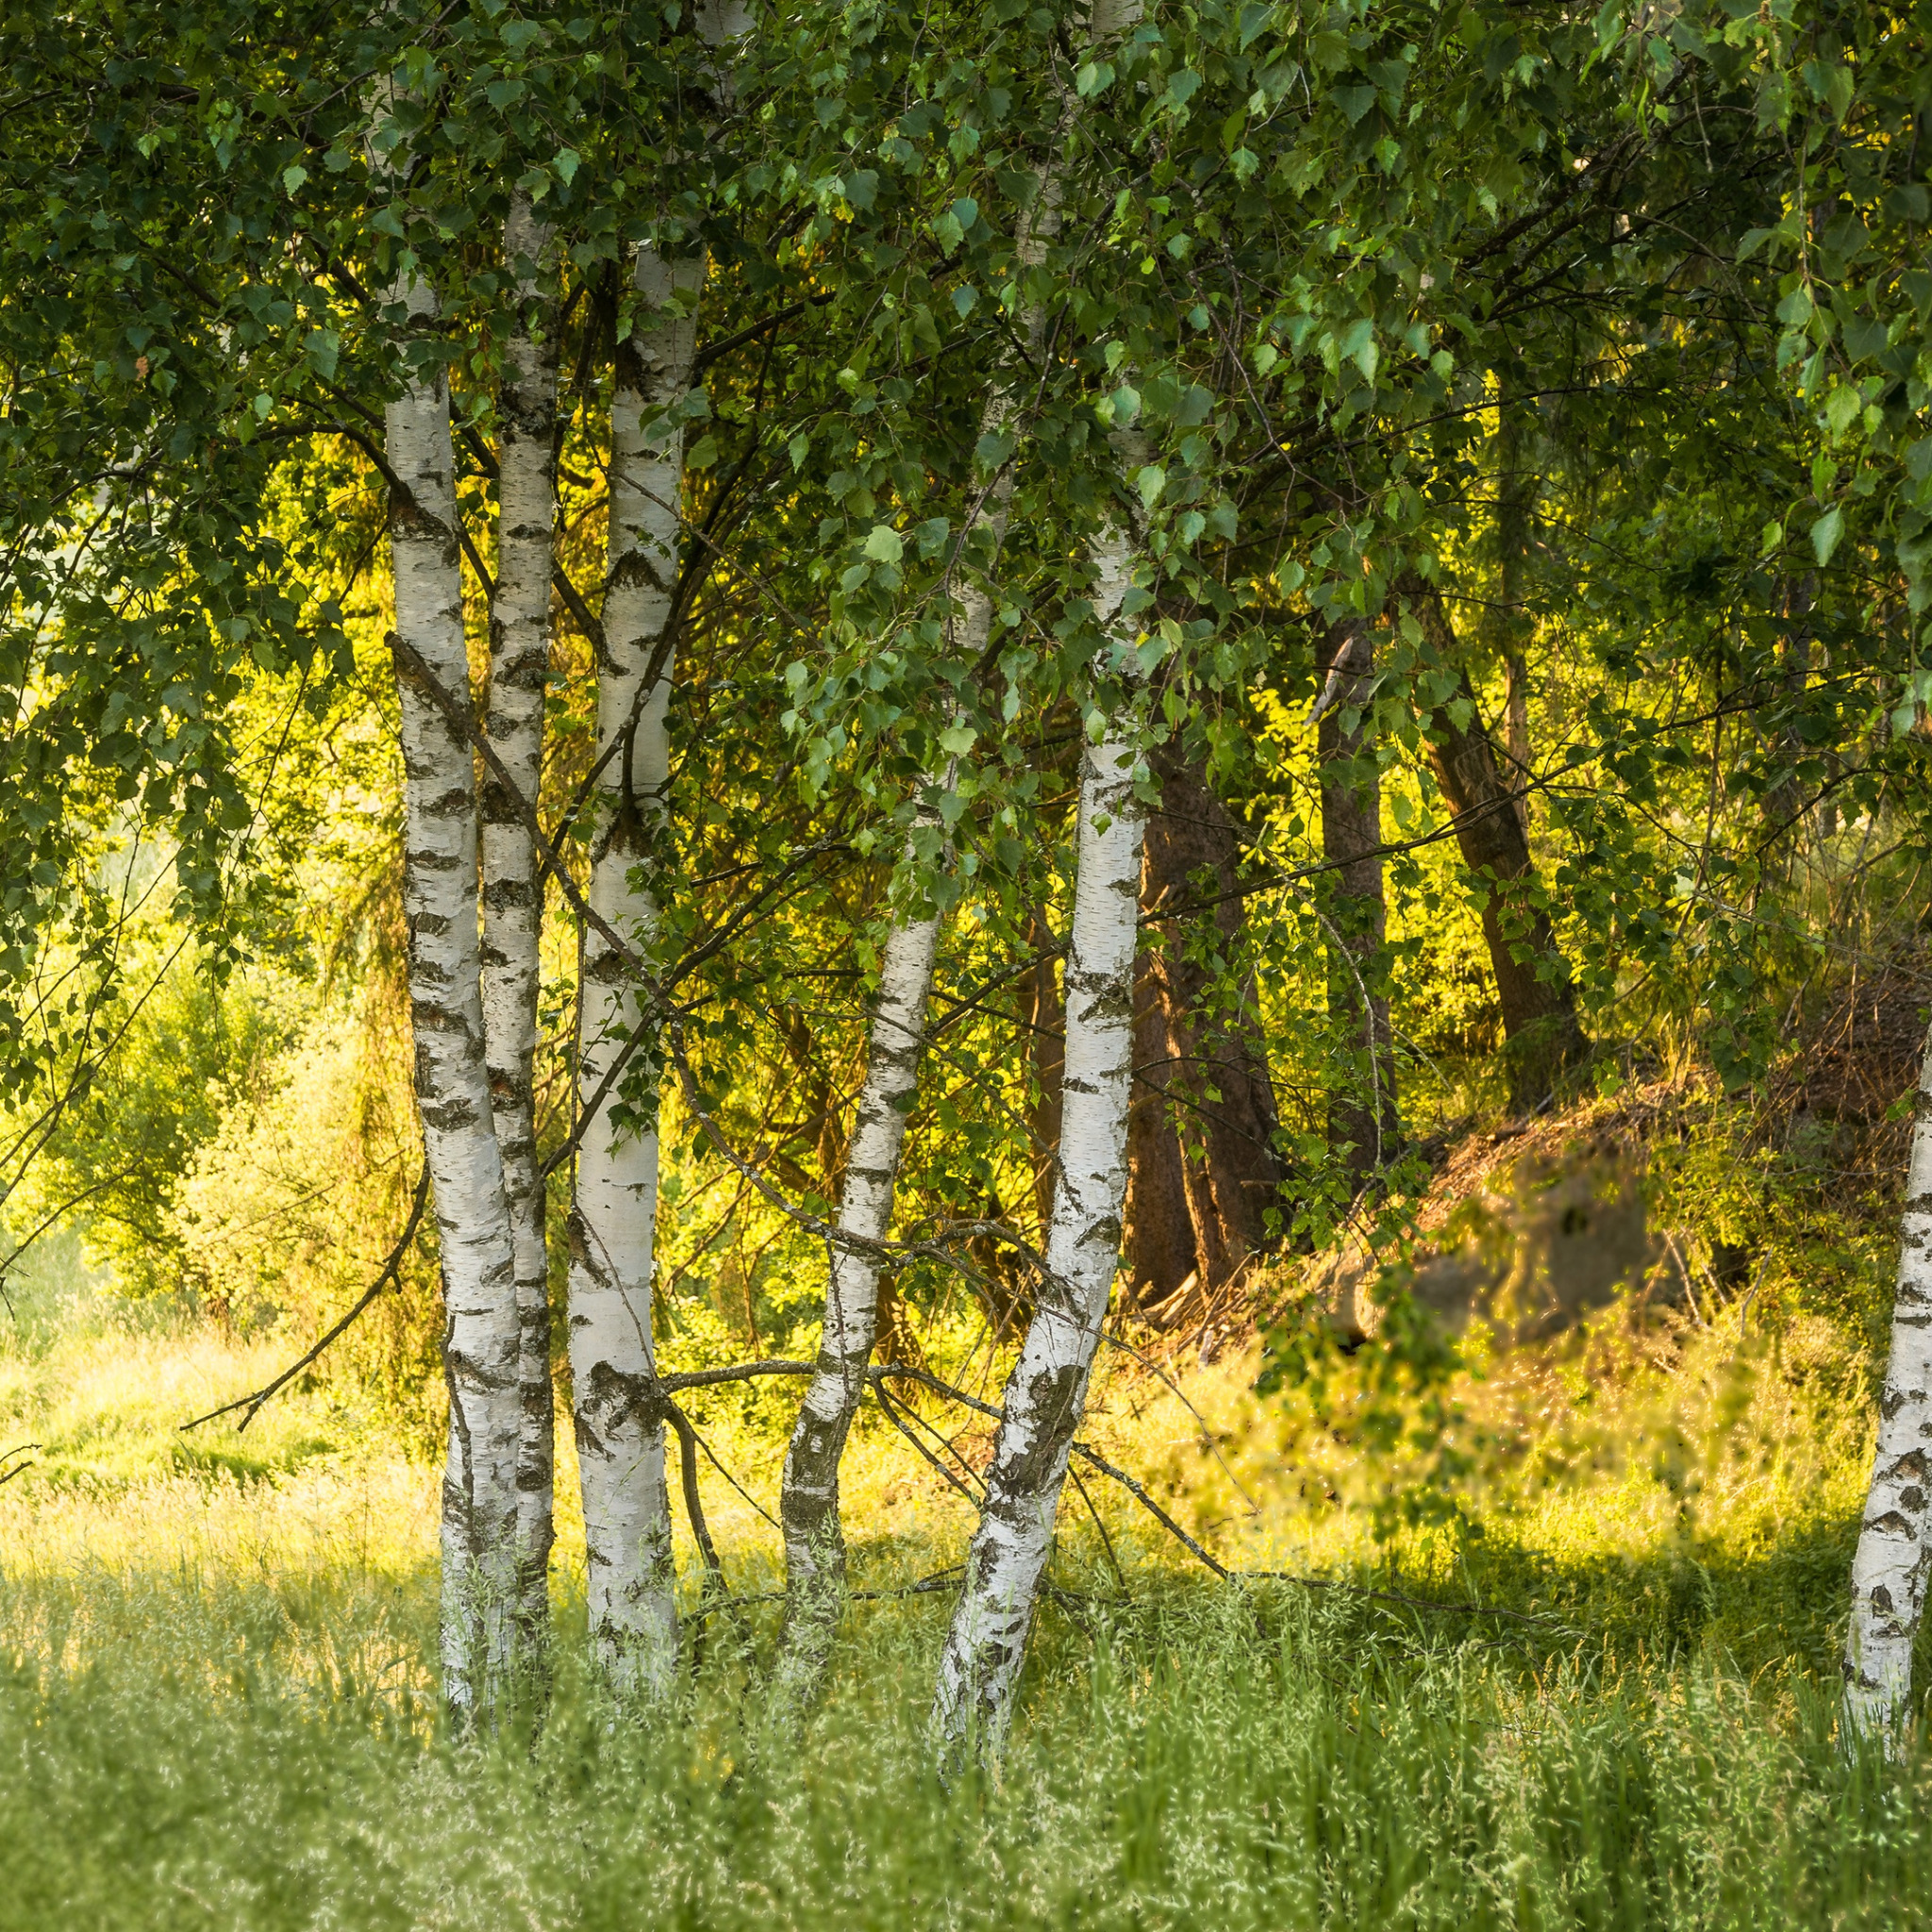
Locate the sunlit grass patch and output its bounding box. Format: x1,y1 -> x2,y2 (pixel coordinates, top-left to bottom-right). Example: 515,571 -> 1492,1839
0,1282 -> 1921,1930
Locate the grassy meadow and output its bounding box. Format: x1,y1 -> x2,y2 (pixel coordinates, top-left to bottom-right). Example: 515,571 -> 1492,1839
4,1168 -> 1930,1932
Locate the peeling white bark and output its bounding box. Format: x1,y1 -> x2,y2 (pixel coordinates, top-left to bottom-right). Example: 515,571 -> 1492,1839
1844,1017 -> 1932,1742
482,196 -> 558,1644
773,174 -> 1070,1694
567,244 -> 699,1698
564,0 -> 747,1699
385,270 -> 524,1723
931,489 -> 1148,1755
771,843 -> 943,1692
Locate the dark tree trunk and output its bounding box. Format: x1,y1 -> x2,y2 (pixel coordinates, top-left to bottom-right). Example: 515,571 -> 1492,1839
1403,577 -> 1587,1108
1122,955 -> 1198,1307
1490,390 -> 1533,832
1316,621 -> 1399,1191
1765,574 -> 1816,855
1122,747 -> 1284,1318
1021,909 -> 1066,1233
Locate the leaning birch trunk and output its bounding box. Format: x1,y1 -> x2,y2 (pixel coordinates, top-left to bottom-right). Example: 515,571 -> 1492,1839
482,196 -> 558,1642
772,160 -> 1069,1693
1842,1016 -> 1932,1743
566,244 -> 698,1697
769,877 -> 944,1696
384,271 -> 525,1724
931,482 -> 1148,1756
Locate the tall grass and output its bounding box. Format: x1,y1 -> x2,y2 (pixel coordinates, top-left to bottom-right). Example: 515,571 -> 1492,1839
4,1558 -> 1930,1931
4,1259 -> 1927,1930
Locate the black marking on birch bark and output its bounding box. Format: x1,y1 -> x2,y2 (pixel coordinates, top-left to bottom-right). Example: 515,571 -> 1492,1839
419,1093 -> 486,1134
388,488 -> 456,545
480,874 -> 538,909
1866,1510 -> 1918,1538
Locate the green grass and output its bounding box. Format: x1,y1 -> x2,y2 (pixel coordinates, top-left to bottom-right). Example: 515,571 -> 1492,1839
5,1561 -> 1932,1931
5,1254 -> 1931,1930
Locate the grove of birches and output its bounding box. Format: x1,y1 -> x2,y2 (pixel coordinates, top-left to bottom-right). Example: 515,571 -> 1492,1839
7,0 -> 1932,1774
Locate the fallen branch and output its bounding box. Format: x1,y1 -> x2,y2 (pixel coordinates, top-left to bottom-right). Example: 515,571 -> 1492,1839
652,1355 -> 1555,1625
179,1165 -> 431,1434
661,1394 -> 724,1582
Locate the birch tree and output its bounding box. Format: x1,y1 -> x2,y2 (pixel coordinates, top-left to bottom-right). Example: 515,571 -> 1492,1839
379,179 -> 525,1721
566,243 -> 696,1697
568,0 -> 746,1694
772,45 -> 1083,1698
1843,1017 -> 1932,1743
482,195 -> 558,1642
931,456 -> 1150,1755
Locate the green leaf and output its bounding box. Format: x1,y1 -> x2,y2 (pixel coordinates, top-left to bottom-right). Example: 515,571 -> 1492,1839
1809,505 -> 1843,566
975,427 -> 1016,470
281,164 -> 308,196
938,723 -> 976,755
1134,464 -> 1168,508
303,329 -> 339,380
863,525 -> 904,563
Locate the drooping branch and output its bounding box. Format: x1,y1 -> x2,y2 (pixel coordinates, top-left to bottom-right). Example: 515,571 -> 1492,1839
179,1164 -> 431,1434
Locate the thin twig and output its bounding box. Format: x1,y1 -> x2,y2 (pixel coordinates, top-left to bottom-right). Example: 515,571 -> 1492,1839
178,1166 -> 431,1434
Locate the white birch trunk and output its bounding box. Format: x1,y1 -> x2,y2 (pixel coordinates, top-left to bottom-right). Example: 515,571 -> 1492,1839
567,244 -> 698,1697
566,0 -> 746,1697
775,0 -> 1140,1713
774,260 -> 1052,1693
770,891 -> 942,1690
1843,1016 -> 1932,1742
482,196 -> 558,1641
385,273 -> 525,1724
931,491 -> 1148,1757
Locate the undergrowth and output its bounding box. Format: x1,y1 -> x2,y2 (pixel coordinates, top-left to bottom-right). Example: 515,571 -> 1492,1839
0,1078 -> 1923,1929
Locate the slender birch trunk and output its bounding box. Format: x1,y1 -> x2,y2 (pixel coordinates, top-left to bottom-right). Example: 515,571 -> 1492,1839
567,244 -> 699,1696
566,0 -> 746,1697
774,262 -> 1048,1697
1842,1016 -> 1932,1742
931,487 -> 1149,1756
769,0 -> 1133,1690
482,197 -> 558,1641
384,272 -> 525,1724
770,881 -> 945,1692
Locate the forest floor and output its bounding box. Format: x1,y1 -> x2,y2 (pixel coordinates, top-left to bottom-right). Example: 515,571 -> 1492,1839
4,1091 -> 1931,1929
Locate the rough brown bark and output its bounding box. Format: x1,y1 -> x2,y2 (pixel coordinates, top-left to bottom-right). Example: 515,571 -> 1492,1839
1021,910 -> 1067,1234
1315,621 -> 1399,1190
1122,747 -> 1283,1315
1491,397 -> 1532,830
1122,958 -> 1196,1307
1404,577 -> 1586,1108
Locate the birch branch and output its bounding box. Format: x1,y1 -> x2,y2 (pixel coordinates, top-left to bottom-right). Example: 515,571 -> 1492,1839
179,1164 -> 432,1434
